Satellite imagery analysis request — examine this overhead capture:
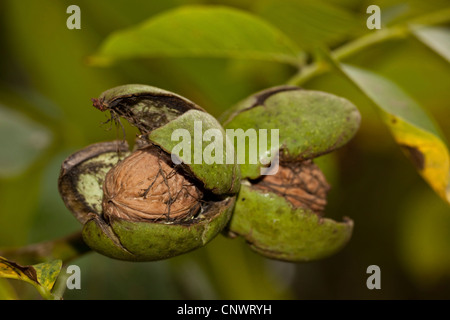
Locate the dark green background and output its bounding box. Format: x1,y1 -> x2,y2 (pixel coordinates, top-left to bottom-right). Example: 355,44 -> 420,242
0,0 -> 449,299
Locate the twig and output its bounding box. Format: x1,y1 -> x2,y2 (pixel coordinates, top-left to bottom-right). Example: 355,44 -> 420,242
0,232 -> 90,265
287,8 -> 450,86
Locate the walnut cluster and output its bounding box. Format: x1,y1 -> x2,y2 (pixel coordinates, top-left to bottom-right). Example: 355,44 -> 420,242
102,146 -> 202,222
253,160 -> 330,213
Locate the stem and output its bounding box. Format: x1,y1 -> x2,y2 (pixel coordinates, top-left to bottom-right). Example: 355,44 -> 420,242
35,283 -> 57,300
0,232 -> 91,265
51,270 -> 70,300
287,26 -> 407,86
333,26 -> 407,61
287,8 -> 450,86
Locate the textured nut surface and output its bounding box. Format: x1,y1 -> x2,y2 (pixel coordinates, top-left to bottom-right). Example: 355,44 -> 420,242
253,160 -> 329,213
102,146 -> 202,222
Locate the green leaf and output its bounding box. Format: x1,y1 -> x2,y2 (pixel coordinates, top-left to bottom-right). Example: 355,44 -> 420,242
411,25 -> 450,63
336,63 -> 450,204
374,0 -> 450,26
89,5 -> 302,66
0,105 -> 52,178
255,0 -> 363,50
0,256 -> 62,300
33,260 -> 63,295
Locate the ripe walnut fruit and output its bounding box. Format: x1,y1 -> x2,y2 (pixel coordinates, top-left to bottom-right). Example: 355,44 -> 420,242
221,86 -> 360,261
59,85 -> 240,262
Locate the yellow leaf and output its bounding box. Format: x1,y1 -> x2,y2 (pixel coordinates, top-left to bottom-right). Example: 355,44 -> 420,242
385,114 -> 450,203
337,63 -> 450,204
0,256 -> 39,286
0,256 -> 62,300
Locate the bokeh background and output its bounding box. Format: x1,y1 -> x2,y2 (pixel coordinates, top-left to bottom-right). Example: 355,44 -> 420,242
0,0 -> 449,299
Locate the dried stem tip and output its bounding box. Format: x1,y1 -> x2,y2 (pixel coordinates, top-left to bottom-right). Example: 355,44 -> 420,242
102,146 -> 202,222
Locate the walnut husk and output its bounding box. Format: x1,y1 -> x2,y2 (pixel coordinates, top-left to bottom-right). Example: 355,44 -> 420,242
102,146 -> 202,222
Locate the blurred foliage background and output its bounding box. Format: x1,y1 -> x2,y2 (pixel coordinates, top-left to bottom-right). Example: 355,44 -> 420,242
0,0 -> 449,299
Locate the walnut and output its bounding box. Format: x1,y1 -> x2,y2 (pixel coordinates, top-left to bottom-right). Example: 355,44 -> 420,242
102,146 -> 202,222
58,84 -> 240,262
253,160 -> 330,213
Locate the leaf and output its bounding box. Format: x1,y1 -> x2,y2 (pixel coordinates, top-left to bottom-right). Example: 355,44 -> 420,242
0,105 -> 52,178
374,0 -> 450,26
0,257 -> 38,284
33,260 -> 63,295
0,256 -> 62,300
411,25 -> 450,63
89,5 -> 302,66
335,63 -> 450,204
254,0 -> 363,50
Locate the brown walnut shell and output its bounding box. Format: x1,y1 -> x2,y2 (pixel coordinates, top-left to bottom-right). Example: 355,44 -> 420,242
102,146 -> 202,222
252,160 -> 329,213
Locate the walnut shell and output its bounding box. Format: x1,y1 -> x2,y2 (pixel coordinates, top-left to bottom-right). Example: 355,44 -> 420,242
253,160 -> 329,213
102,146 -> 202,222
